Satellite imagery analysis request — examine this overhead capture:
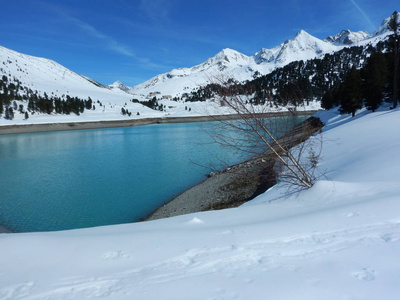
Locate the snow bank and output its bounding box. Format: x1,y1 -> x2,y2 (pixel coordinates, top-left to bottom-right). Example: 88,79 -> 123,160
0,107 -> 399,299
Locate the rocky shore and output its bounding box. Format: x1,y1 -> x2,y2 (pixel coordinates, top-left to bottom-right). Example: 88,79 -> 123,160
144,116 -> 323,221
0,225 -> 12,233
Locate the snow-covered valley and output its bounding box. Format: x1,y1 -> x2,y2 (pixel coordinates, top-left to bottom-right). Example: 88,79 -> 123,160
1,106 -> 399,299
1,9 -> 400,299
0,13 -> 395,127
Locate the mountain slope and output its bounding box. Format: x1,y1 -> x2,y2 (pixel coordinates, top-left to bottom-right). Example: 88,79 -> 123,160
0,46 -> 172,122
1,107 -> 399,299
0,13 -> 396,125
324,30 -> 371,45
0,46 -> 132,102
124,31 -> 340,98
120,23 -> 391,99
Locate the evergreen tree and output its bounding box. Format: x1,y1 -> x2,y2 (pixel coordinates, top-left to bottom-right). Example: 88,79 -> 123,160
321,90 -> 335,110
389,11 -> 400,108
4,106 -> 10,119
9,107 -> 14,120
5,106 -> 14,120
24,111 -> 29,120
339,66 -> 362,117
362,52 -> 389,112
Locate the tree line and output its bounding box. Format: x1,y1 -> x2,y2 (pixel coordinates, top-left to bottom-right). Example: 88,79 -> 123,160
184,12 -> 400,116
0,75 -> 96,120
323,12 -> 400,116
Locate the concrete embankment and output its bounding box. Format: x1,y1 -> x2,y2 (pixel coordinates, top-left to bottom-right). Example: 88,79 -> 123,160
0,111 -> 317,135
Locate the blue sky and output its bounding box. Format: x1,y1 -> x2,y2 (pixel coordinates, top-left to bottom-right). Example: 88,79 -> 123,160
1,0 -> 398,86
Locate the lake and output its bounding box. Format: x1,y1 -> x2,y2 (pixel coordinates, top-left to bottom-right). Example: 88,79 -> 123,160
0,121 -> 253,232
0,116 -> 304,232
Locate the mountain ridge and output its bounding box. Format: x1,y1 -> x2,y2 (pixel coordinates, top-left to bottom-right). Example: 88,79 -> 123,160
116,17 -> 393,98
0,13 -> 396,106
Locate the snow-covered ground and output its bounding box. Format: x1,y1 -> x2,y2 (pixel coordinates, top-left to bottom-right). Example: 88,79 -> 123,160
0,42 -> 321,125
1,12 -> 392,128
0,97 -> 321,126
1,106 -> 400,299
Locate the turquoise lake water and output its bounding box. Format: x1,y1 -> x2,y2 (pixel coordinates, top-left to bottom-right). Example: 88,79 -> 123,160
0,116 -> 304,232
0,121 -> 253,232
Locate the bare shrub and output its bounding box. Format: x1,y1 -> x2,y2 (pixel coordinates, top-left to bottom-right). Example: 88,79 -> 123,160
203,78 -> 324,191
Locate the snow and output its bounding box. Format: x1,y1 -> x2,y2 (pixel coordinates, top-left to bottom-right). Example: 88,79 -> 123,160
1,106 -> 400,299
0,44 -> 320,127
0,16 -> 391,127
126,22 -> 391,99
129,32 -> 342,98
324,30 -> 371,45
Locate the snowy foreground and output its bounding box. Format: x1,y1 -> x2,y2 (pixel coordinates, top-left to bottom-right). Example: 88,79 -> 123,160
1,107 -> 400,299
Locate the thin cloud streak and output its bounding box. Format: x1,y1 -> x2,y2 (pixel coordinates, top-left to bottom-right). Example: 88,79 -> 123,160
69,17 -> 175,74
139,0 -> 171,22
349,0 -> 376,31
67,17 -> 136,58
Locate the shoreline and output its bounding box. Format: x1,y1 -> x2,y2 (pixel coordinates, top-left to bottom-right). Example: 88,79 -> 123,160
144,115 -> 324,222
0,225 -> 12,233
0,111 -> 318,135
0,110 -> 320,233
143,154 -> 277,221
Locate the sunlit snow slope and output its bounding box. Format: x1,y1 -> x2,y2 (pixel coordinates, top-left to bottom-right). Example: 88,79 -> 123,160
1,106 -> 399,299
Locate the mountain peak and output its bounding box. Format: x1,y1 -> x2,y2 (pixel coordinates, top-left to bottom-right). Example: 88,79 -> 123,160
132,13 -> 392,97
295,30 -> 311,37
214,48 -> 248,62
324,30 -> 370,45
290,30 -> 322,44
109,80 -> 131,92
373,11 -> 400,36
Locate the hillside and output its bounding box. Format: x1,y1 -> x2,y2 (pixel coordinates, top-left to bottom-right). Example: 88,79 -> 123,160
0,13 -> 397,127
1,106 -> 399,299
119,16 -> 393,99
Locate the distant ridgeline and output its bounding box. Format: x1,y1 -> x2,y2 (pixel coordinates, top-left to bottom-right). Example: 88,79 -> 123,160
185,38 -> 396,114
0,36 -> 398,119
0,74 -> 98,120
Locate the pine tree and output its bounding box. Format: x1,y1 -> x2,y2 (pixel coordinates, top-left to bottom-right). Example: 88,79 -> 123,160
362,52 -> 389,111
5,106 -> 9,119
321,90 -> 335,110
339,66 -> 362,117
389,11 -> 400,109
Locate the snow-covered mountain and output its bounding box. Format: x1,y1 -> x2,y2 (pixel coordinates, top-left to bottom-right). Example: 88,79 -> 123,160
324,30 -> 371,45
114,21 -> 392,99
121,30 -> 341,98
0,46 -> 171,123
255,30 -> 339,65
0,13 -> 396,125
0,46 -> 133,102
373,11 -> 400,36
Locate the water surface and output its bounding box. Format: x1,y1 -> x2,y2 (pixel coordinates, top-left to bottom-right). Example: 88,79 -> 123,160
0,115 -> 305,232
0,122 -> 248,232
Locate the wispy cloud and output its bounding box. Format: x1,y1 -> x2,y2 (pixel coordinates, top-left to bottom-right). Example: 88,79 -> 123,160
139,0 -> 172,23
68,16 -> 177,74
349,0 -> 376,31
69,18 -> 136,58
